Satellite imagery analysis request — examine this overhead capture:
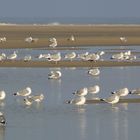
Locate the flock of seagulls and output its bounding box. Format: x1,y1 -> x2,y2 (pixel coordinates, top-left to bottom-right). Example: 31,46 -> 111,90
66,85 -> 100,105
0,34 -> 138,126
13,87 -> 45,105
0,49 -> 138,63
111,50 -> 136,61
66,86 -> 140,106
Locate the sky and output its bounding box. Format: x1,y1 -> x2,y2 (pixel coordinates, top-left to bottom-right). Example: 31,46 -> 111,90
0,0 -> 140,18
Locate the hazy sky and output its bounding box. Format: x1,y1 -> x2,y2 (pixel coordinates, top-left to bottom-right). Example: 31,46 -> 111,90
0,0 -> 140,18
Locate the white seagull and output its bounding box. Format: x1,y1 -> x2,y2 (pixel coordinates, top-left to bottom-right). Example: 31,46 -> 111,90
0,37 -> 6,43
120,37 -> 127,43
28,94 -> 44,103
49,37 -> 57,48
13,87 -> 32,97
7,51 -> 17,60
111,87 -> 129,97
88,85 -> 100,94
38,53 -> 50,59
100,93 -> 120,105
47,52 -> 61,63
24,55 -> 32,62
68,35 -> 75,41
73,87 -> 88,97
0,112 -> 6,126
66,96 -> 86,105
23,97 -> 34,106
48,71 -> 62,79
111,52 -> 124,60
25,37 -> 38,43
88,68 -> 100,76
64,52 -> 76,61
0,53 -> 6,61
0,91 -> 6,101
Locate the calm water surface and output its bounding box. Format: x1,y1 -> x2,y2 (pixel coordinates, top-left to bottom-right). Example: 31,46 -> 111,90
0,66 -> 139,140
0,46 -> 140,140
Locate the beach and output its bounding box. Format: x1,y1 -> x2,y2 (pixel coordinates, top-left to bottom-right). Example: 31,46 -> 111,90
0,24 -> 140,49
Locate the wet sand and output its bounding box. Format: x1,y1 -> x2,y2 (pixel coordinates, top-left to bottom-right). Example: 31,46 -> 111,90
0,60 -> 140,67
86,98 -> 140,104
0,24 -> 140,49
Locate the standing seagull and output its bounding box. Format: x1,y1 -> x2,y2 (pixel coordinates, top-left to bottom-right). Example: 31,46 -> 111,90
13,87 -> 32,97
120,37 -> 127,43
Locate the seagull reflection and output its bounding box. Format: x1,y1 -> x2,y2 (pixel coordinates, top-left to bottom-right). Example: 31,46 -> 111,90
0,126 -> 5,140
76,107 -> 87,140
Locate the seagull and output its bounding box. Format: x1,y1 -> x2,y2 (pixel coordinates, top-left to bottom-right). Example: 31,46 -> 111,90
77,52 -> 89,60
0,53 -> 6,61
25,37 -> 38,43
87,53 -> 100,62
73,87 -> 88,97
24,55 -> 32,62
13,87 -> 32,97
28,94 -> 44,103
47,52 -> 61,63
111,52 -> 124,60
38,53 -> 50,59
0,37 -> 6,43
48,71 -> 62,79
49,37 -> 57,48
120,37 -> 127,43
67,35 -> 75,41
64,52 -> 76,61
0,91 -> 6,101
0,112 -> 6,126
87,68 -> 100,76
111,87 -> 129,97
100,93 -> 120,105
88,85 -> 100,94
23,97 -> 34,106
97,51 -> 105,56
129,88 -> 140,95
7,51 -> 17,60
66,96 -> 86,105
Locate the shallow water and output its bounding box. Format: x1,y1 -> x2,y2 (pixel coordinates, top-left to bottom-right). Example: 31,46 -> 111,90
0,45 -> 140,140
0,66 -> 139,140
